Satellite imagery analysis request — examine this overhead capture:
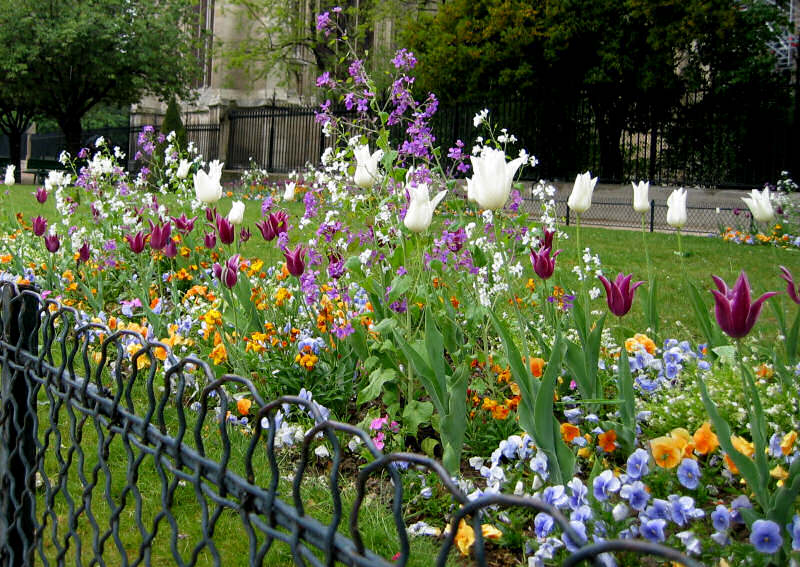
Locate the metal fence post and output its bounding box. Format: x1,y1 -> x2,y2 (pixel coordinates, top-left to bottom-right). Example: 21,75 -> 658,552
0,285 -> 39,567
649,199 -> 655,232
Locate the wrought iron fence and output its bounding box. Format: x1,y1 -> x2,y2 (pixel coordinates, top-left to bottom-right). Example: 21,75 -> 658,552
29,127 -> 131,160
0,283 -> 699,567
129,123 -> 221,163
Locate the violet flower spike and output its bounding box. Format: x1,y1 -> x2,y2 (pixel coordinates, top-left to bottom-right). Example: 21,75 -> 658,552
779,266 -> 800,305
598,272 -> 645,317
710,271 -> 778,338
283,245 -> 307,276
530,246 -> 561,280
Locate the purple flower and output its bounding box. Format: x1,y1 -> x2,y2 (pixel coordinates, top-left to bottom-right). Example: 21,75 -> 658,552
125,231 -> 146,254
171,213 -> 197,234
215,216 -> 235,245
788,515 -> 800,551
203,231 -> 217,249
283,245 -> 307,276
711,271 -> 777,338
213,254 -> 240,289
316,71 -> 334,88
668,495 -> 702,526
750,519 -> 782,554
626,448 -> 650,480
530,246 -> 561,280
640,518 -> 667,543
327,252 -> 345,280
779,265 -> 800,304
567,478 -> 587,510
592,470 -> 620,502
32,215 -> 47,237
77,241 -> 90,263
44,234 -> 60,253
534,513 -> 554,538
148,220 -> 172,250
598,272 -> 645,317
35,187 -> 48,204
676,458 -> 701,490
561,520 -> 588,552
163,239 -> 177,258
391,48 -> 417,70
620,481 -> 650,511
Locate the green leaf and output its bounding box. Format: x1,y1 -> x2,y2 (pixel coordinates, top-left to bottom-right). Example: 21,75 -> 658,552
403,400 -> 434,437
357,368 -> 397,405
421,438 -> 440,458
441,365 -> 469,474
372,318 -> 397,334
393,331 -> 444,415
387,274 -> 411,304
687,281 -> 727,352
711,346 -> 736,365
424,307 -> 447,392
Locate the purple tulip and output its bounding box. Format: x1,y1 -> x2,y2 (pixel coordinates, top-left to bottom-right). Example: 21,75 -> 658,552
530,246 -> 561,280
711,271 -> 777,338
283,245 -> 307,276
255,219 -> 276,241
269,210 -> 289,236
205,206 -> 217,223
538,228 -> 555,251
32,215 -> 47,237
239,226 -> 251,243
148,220 -> 172,250
44,234 -> 60,253
216,216 -> 235,245
124,231 -> 146,254
598,272 -> 645,317
78,241 -> 90,263
171,213 -> 197,234
35,187 -> 48,204
203,231 -> 217,249
163,239 -> 178,258
779,266 -> 799,305
212,254 -> 240,288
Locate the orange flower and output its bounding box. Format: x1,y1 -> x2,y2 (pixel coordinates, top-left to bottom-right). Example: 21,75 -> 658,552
561,423 -> 581,443
481,524 -> 502,540
237,398 -> 252,416
481,398 -> 497,412
693,422 -> 719,455
210,343 -> 227,365
491,404 -> 510,420
529,357 -> 545,378
650,436 -> 683,468
731,435 -> 754,457
781,431 -> 797,455
598,430 -> 617,452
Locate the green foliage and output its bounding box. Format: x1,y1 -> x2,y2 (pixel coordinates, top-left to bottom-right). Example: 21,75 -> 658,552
161,97 -> 187,150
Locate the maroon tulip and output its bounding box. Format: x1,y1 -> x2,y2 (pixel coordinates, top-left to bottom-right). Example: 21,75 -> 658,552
213,254 -> 240,288
216,216 -> 235,245
203,231 -> 217,249
205,206 -> 218,223
32,215 -> 47,237
78,241 -> 90,263
530,246 -> 561,280
269,210 -> 289,236
148,220 -> 172,250
779,266 -> 800,305
538,228 -> 555,251
163,239 -> 178,258
598,272 -> 645,317
283,245 -> 307,276
171,213 -> 197,234
239,226 -> 251,243
711,271 -> 777,338
44,234 -> 60,253
125,231 -> 146,254
35,187 -> 48,204
256,219 -> 276,241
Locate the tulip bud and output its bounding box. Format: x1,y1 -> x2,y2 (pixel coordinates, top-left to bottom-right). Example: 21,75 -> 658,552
148,220 -> 172,250
213,254 -> 240,288
171,213 -> 197,234
44,234 -> 60,253
283,245 -> 307,276
203,231 -> 217,249
239,227 -> 251,243
205,206 -> 217,223
255,219 -> 276,241
632,181 -> 650,214
666,188 -> 688,229
741,187 -> 775,223
403,183 -> 447,233
124,231 -> 146,254
283,181 -> 296,201
32,215 -> 47,237
216,216 -> 235,245
194,160 -> 223,203
163,239 -> 178,258
567,171 -> 597,214
227,200 -> 245,225
35,187 -> 48,204
711,271 -> 777,338
78,241 -> 91,263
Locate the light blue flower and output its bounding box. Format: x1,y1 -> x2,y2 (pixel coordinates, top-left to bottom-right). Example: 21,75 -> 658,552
542,485 -> 569,509
643,499 -> 671,521
668,495 -> 703,526
626,448 -> 650,480
593,470 -> 621,502
676,530 -> 701,555
534,512 -> 554,538
567,478 -> 587,510
620,481 -> 650,511
788,515 -> 800,551
529,451 -> 549,481
676,458 -> 701,490
570,504 -> 593,523
768,433 -> 784,458
640,518 -> 667,543
561,520 -> 588,552
750,519 -> 783,554
711,505 -> 730,532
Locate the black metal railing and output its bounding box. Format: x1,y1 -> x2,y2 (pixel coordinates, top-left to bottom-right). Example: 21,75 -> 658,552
0,283 -> 699,567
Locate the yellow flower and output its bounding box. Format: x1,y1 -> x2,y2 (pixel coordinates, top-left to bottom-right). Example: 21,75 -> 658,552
692,422 -> 719,455
781,431 -> 797,455
481,524 -> 502,540
455,519 -> 475,556
731,435 -> 754,457
650,436 -> 683,469
210,343 -> 227,365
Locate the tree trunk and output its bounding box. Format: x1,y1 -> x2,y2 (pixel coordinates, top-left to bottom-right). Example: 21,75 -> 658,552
58,115 -> 84,158
9,130 -> 22,184
592,100 -> 625,182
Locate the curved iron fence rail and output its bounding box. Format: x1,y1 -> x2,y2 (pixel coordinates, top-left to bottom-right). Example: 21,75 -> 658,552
0,283 -> 699,567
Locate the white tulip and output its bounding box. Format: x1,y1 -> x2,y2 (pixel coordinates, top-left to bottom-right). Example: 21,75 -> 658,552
468,147 -> 525,210
632,181 -> 650,214
353,145 -> 383,189
283,181 -> 296,201
567,171 -> 597,214
741,187 -> 775,223
404,183 -> 447,233
194,160 -> 223,203
666,188 -> 688,228
465,176 -> 477,203
4,165 -> 15,186
227,200 -> 245,225
176,159 -> 191,179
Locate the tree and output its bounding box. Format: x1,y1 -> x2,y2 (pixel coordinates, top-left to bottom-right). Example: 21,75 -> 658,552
404,0 -> 786,180
0,0 -> 203,157
161,96 -> 187,150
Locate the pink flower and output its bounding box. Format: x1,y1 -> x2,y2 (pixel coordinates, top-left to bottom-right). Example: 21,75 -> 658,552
370,416 -> 388,431
598,272 -> 645,317
711,271 -> 777,338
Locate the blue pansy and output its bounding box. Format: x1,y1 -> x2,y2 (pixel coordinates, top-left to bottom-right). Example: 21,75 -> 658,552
534,512 -> 554,538
640,518 -> 667,543
711,505 -> 730,532
677,458 -> 701,490
620,481 -> 650,511
626,448 -> 650,480
750,519 -> 783,554
593,470 -> 621,502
